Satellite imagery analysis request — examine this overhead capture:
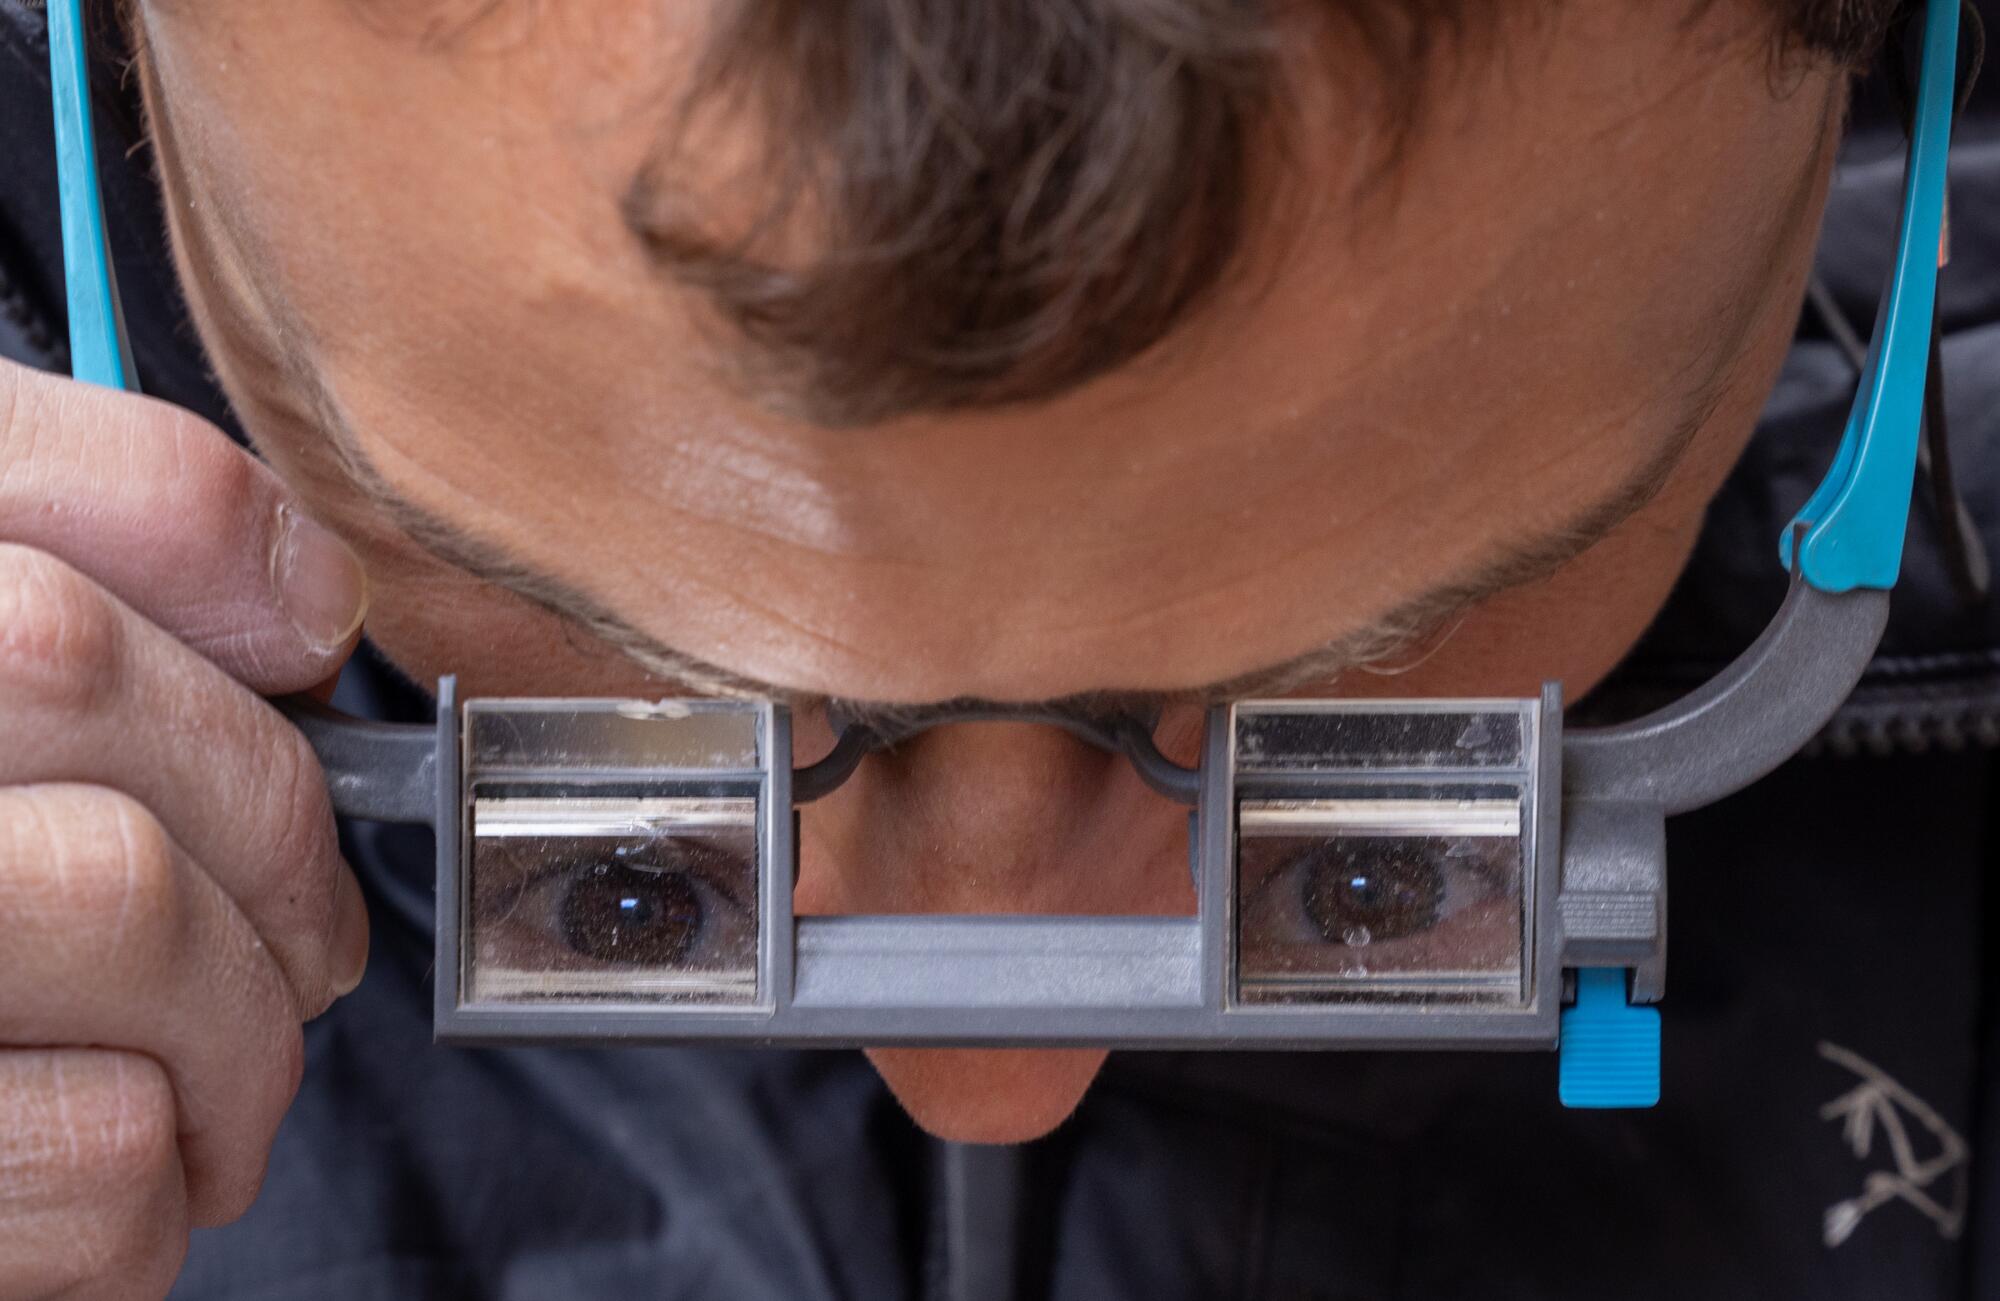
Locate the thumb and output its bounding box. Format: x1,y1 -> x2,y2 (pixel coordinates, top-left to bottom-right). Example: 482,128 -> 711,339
0,357 -> 368,693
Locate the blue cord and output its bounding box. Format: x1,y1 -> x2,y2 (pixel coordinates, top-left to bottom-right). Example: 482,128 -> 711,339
1782,0 -> 1959,591
47,0 -> 137,391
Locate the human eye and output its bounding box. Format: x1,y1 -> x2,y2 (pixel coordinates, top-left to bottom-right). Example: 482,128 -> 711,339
1252,836 -> 1512,946
1235,797 -> 1524,1001
466,798 -> 760,1002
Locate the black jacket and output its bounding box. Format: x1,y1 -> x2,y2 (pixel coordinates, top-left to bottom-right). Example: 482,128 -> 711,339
3,4 -> 1999,1297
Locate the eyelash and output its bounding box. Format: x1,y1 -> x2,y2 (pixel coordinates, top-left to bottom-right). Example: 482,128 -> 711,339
480,839 -> 755,968
1242,837 -> 1513,948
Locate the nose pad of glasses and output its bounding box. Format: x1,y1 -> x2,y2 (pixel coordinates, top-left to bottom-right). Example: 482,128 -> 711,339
800,720 -> 1192,918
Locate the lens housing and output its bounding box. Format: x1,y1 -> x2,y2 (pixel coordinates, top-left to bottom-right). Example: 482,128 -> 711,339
1225,702 -> 1541,1010
439,694 -> 788,1029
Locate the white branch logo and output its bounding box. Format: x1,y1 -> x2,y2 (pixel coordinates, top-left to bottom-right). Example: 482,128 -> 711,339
1817,1041 -> 1967,1248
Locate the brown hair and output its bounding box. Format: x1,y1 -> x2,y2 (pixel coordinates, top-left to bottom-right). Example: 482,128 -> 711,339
624,0 -> 1908,427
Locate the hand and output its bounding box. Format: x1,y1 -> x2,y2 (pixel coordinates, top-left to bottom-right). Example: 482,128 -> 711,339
0,358 -> 370,1298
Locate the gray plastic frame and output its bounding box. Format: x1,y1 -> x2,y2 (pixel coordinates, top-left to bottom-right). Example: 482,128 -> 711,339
432,689 -> 1560,1050
287,573 -> 1889,1050
435,690 -> 801,1041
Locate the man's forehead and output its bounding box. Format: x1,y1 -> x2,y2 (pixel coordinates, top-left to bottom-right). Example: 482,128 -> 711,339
298,205 -> 1744,700
142,0 -> 1844,701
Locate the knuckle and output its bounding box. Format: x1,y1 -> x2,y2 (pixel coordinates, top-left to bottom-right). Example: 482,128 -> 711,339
0,1052 -> 186,1300
163,415 -> 267,533
0,789 -> 183,960
0,1053 -> 181,1207
98,797 -> 186,964
53,1063 -> 186,1298
58,1057 -> 181,1196
0,546 -> 122,713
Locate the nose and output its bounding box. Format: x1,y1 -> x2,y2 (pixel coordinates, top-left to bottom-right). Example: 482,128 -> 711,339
793,721 -> 1194,918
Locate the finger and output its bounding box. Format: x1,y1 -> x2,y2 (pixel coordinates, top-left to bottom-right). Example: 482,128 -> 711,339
0,786 -> 304,1228
0,549 -> 367,1011
0,1050 -> 188,1301
0,356 -> 367,692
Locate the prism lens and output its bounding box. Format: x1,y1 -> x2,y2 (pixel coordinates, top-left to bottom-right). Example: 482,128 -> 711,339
1228,700 -> 1538,1007
454,698 -> 774,1010
1235,795 -> 1525,1003
466,795 -> 760,1004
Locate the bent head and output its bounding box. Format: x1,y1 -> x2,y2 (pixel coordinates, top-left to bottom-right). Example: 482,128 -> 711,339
127,0 -> 1884,1139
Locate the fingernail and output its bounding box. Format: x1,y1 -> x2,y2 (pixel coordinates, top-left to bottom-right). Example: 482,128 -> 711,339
329,866 -> 370,997
274,506 -> 369,652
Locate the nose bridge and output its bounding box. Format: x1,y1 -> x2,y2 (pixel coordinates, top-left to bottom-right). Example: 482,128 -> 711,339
796,714 -> 1198,919
877,721 -> 1127,861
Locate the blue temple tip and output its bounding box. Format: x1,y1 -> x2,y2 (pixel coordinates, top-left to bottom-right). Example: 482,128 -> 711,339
1558,968 -> 1661,1109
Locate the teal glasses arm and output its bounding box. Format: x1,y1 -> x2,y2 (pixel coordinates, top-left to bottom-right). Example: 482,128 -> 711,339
47,0 -> 137,392
1781,0 -> 1960,592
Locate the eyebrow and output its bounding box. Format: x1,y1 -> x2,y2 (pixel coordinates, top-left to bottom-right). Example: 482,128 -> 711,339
246,85 -> 1836,719
308,370 -> 1718,718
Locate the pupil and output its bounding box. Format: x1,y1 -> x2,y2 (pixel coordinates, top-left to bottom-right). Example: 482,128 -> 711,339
558,863 -> 703,966
1301,846 -> 1442,943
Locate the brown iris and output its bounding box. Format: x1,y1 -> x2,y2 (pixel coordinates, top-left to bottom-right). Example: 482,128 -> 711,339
1300,844 -> 1444,944
557,863 -> 704,966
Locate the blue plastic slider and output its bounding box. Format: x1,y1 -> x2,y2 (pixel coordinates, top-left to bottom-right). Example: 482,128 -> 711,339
1558,968 -> 1661,1109
1781,0 -> 1959,591
47,0 -> 137,392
